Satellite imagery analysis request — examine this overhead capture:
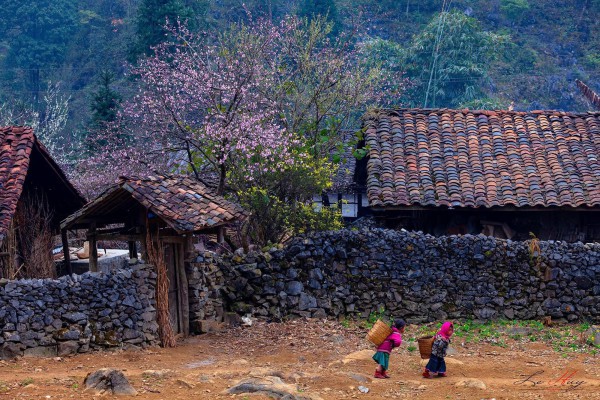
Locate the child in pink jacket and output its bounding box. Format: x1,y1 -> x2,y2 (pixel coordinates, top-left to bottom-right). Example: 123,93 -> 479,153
372,319 -> 406,379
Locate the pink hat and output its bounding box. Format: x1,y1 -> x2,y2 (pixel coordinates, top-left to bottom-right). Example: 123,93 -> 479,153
437,321 -> 454,339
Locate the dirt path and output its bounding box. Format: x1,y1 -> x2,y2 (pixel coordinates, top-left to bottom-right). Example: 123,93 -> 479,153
1,319 -> 599,399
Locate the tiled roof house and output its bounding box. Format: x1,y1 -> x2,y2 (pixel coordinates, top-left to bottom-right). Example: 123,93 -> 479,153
0,126 -> 86,274
359,108 -> 600,241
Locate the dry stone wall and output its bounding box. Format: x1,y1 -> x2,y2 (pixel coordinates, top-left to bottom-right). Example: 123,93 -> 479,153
201,228 -> 600,323
0,263 -> 159,359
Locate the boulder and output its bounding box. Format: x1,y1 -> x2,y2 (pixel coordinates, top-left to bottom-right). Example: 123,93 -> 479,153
454,378 -> 486,389
84,368 -> 137,396
227,375 -> 322,400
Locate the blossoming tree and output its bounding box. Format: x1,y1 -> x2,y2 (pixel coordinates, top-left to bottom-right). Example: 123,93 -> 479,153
79,15 -> 402,243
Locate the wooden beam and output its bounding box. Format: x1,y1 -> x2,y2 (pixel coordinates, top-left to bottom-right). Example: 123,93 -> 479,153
61,229 -> 72,275
128,241 -> 137,259
94,233 -> 143,242
89,222 -> 98,273
160,236 -> 186,244
62,216 -> 133,230
177,243 -> 189,337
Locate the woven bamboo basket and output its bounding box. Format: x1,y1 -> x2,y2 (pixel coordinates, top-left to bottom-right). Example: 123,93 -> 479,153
366,320 -> 393,346
417,336 -> 434,359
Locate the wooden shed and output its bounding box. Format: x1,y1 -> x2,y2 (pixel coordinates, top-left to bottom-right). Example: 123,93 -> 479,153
0,126 -> 86,277
61,174 -> 247,335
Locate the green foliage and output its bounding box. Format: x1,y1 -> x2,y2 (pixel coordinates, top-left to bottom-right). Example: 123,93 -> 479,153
363,306 -> 387,329
403,10 -> 510,108
19,378 -> 34,387
237,186 -> 343,246
233,151 -> 342,245
287,202 -> 344,235
90,71 -> 122,129
0,0 -> 78,101
269,15 -> 389,159
460,97 -> 508,110
583,53 -> 600,69
298,0 -> 340,35
130,0 -> 208,62
500,0 -> 530,24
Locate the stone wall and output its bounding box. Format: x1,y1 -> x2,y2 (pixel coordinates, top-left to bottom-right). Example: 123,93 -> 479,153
198,229 -> 600,323
186,257 -> 227,332
0,263 -> 159,359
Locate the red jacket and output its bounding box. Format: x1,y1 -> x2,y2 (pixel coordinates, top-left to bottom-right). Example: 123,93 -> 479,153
376,327 -> 402,354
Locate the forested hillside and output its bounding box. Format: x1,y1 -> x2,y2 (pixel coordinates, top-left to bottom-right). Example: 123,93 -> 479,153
0,0 -> 598,224
0,0 -> 597,136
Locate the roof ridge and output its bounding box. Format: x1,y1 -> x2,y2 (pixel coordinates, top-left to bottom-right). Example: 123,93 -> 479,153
366,107 -> 600,118
576,79 -> 600,110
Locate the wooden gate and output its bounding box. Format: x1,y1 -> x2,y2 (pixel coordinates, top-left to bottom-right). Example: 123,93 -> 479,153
163,242 -> 189,336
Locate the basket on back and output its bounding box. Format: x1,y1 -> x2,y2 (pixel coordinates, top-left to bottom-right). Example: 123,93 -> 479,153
417,335 -> 434,359
366,320 -> 392,346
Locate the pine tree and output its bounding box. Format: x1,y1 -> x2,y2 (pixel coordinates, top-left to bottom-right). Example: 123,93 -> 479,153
129,0 -> 208,62
86,71 -> 122,152
90,71 -> 122,129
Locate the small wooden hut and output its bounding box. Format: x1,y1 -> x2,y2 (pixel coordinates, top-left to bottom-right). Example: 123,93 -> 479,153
0,126 -> 86,276
61,175 -> 247,335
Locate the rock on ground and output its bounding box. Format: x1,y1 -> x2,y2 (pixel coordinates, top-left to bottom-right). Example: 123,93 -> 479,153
84,368 -> 137,396
226,375 -> 322,400
455,378 -> 487,389
340,349 -> 374,364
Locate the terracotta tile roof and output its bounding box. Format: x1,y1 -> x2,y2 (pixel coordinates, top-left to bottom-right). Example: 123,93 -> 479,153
0,126 -> 36,241
0,127 -> 85,243
363,108 -> 600,209
576,79 -> 600,110
62,175 -> 247,233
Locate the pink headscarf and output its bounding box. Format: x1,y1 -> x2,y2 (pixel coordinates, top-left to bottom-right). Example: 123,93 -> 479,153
437,321 -> 454,339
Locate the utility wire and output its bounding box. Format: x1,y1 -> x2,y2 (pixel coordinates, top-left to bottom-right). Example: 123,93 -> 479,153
423,0 -> 452,108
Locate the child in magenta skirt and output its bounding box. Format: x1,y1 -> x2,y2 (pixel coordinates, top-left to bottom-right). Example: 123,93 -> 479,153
423,321 -> 454,378
372,319 -> 406,379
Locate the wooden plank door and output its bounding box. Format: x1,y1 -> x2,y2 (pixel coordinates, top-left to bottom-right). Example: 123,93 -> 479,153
164,243 -> 182,334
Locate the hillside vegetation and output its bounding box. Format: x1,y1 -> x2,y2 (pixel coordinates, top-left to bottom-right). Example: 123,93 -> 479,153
0,1 -> 598,222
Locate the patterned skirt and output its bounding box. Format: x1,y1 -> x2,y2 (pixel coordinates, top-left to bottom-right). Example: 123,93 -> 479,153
425,354 -> 446,373
372,351 -> 390,370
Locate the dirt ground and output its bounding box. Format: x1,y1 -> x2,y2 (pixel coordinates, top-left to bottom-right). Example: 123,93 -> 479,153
1,319 -> 599,400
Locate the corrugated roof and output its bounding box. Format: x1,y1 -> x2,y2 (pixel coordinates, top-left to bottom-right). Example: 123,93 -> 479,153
363,108 -> 600,209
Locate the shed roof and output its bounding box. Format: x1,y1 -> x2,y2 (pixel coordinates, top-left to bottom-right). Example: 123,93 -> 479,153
0,126 -> 85,242
363,108 -> 600,209
62,175 -> 247,233
576,79 -> 600,110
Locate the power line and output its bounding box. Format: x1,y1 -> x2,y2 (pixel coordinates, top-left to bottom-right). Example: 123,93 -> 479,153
424,0 -> 452,108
